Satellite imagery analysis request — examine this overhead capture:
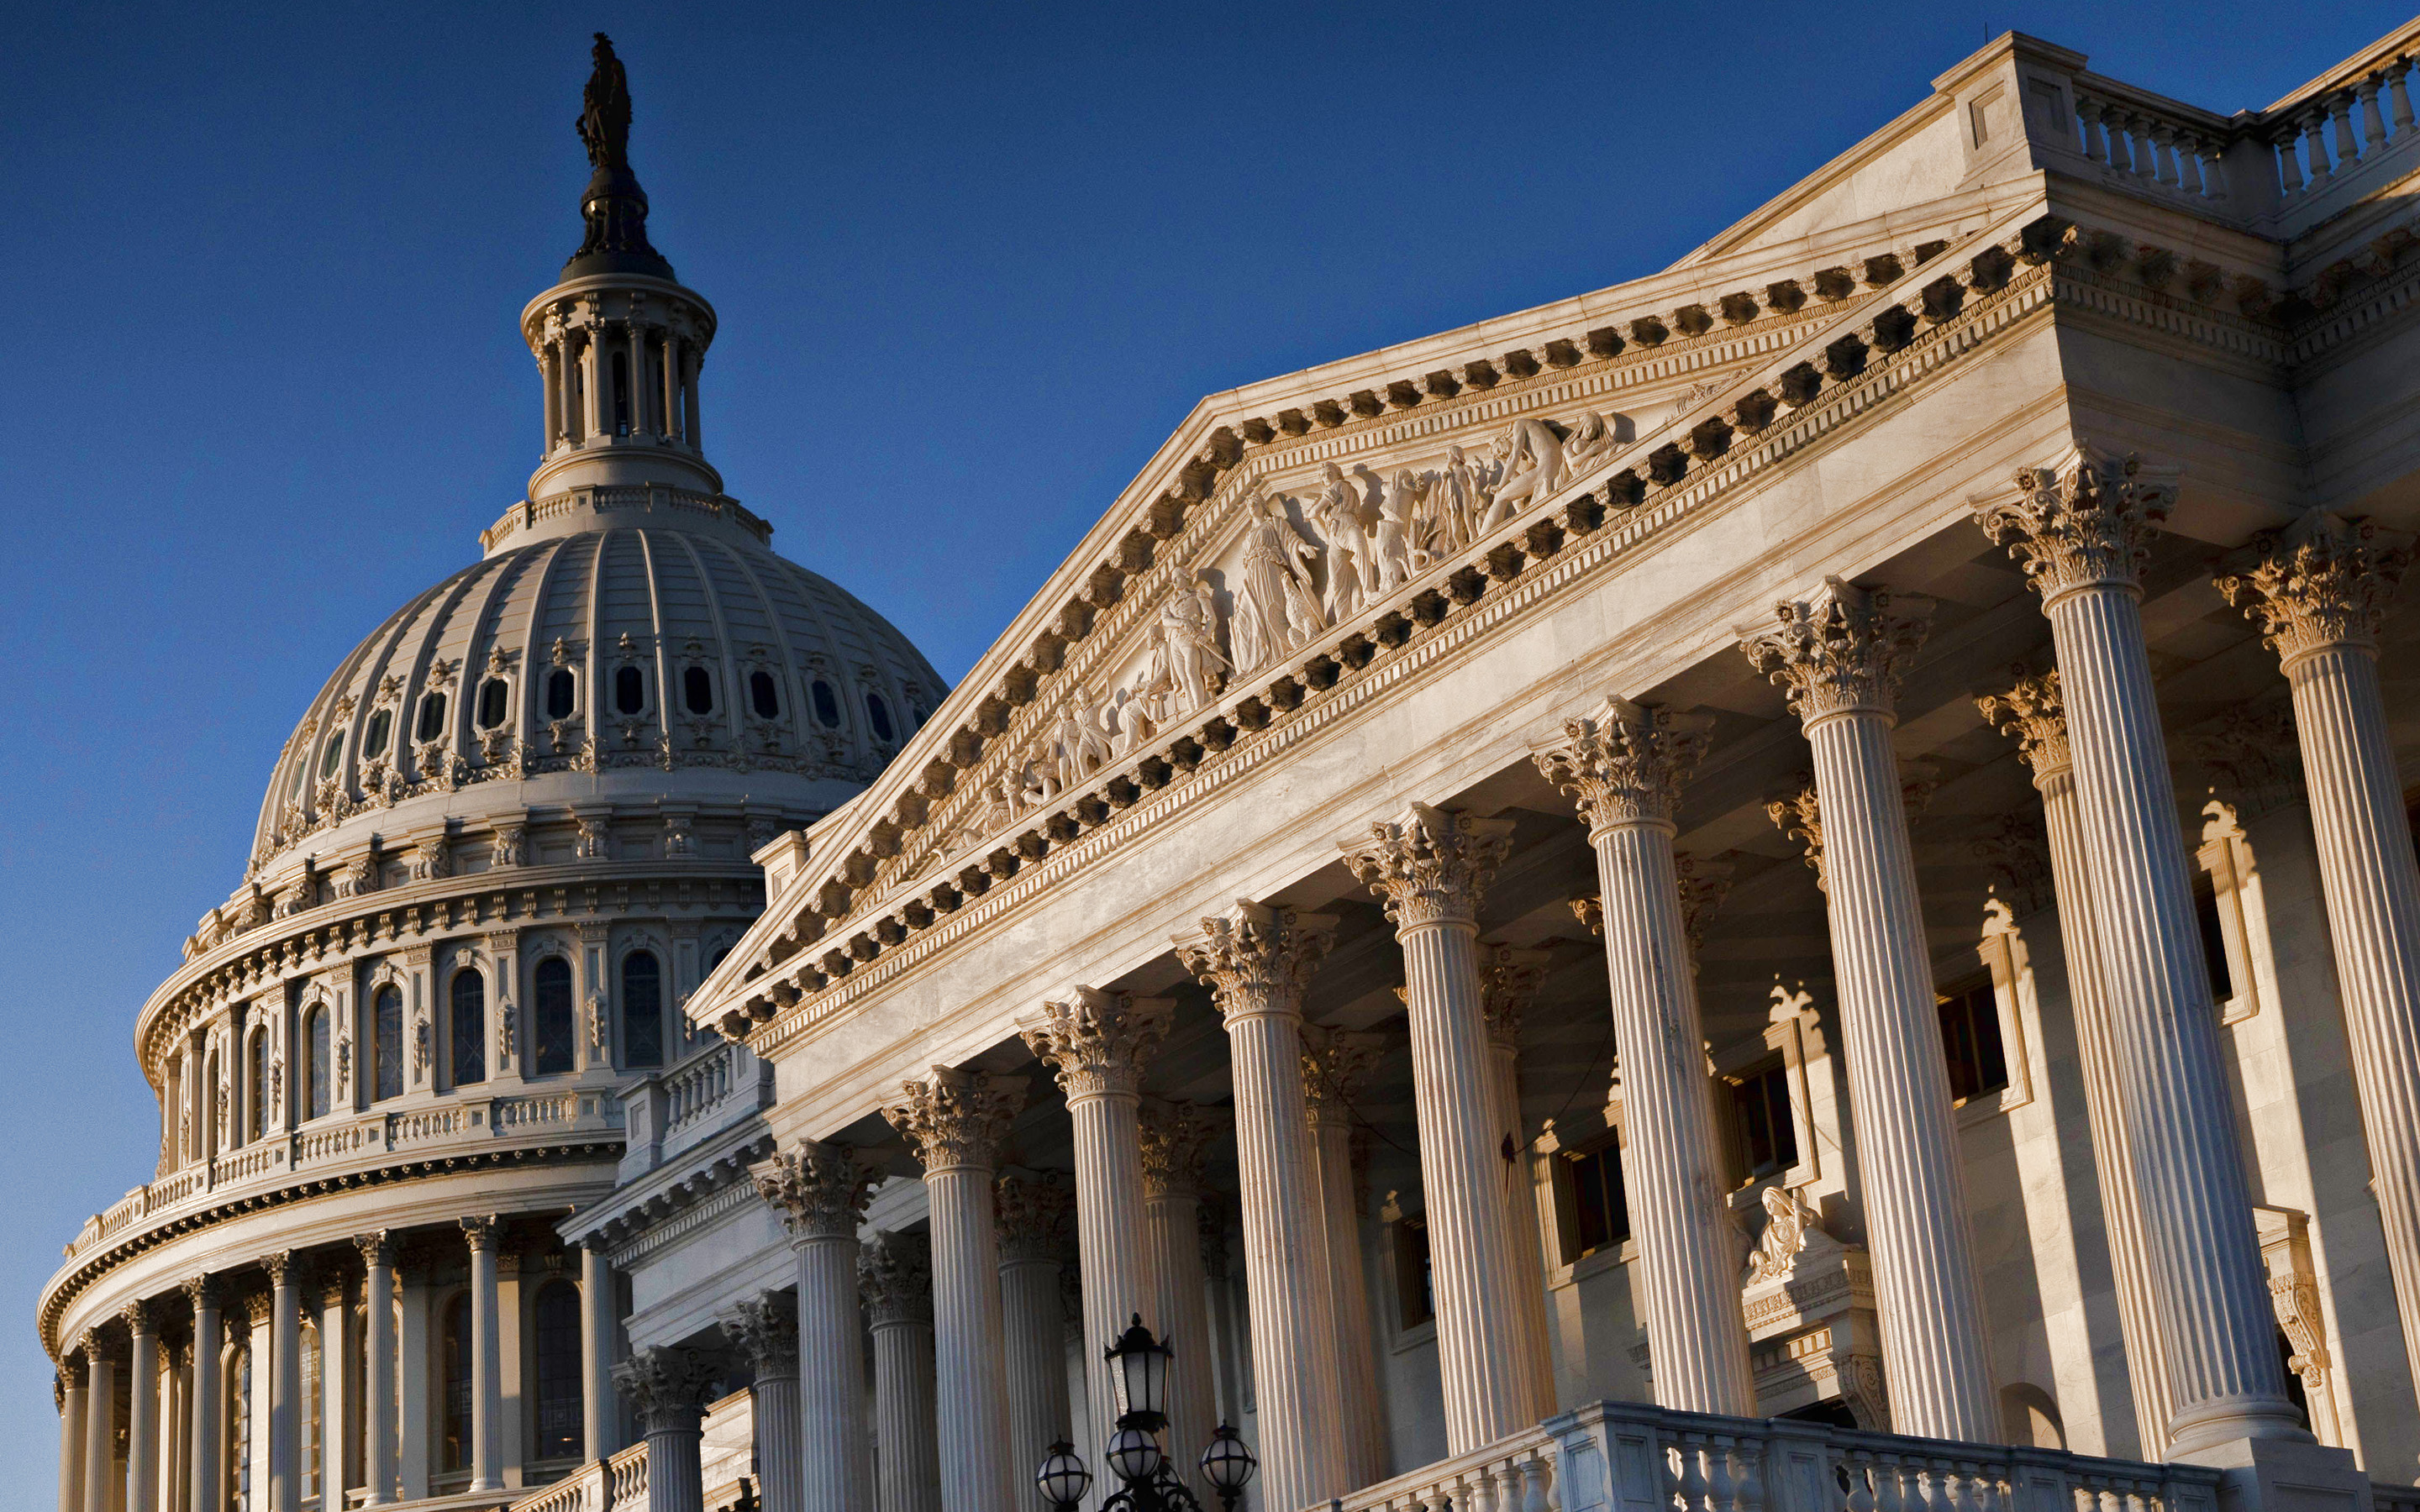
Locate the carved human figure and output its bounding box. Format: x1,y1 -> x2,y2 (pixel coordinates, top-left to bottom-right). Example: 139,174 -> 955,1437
1431,445 -> 1480,554
1481,417 -> 1568,530
1312,464 -> 1370,622
1230,493 -> 1322,674
1160,571 -> 1228,716
1369,470 -> 1425,594
1562,410 -> 1618,471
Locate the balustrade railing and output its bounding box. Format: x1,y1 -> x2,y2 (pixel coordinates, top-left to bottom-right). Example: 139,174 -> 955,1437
507,1462 -> 600,1512
2263,51 -> 2420,209
663,1040 -> 739,1137
2068,84 -> 2234,205
607,1441 -> 648,1512
1331,1425 -> 1558,1511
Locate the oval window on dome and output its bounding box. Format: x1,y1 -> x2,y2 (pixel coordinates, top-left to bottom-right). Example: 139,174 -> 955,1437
683,666 -> 714,716
811,680 -> 841,728
476,678 -> 508,730
318,736 -> 345,781
750,671 -> 779,719
416,692 -> 448,743
545,669 -> 576,721
911,703 -> 930,730
364,707 -> 392,759
866,692 -> 896,743
615,666 -> 646,716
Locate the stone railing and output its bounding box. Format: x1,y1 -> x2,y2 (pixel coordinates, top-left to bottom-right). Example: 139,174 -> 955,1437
1330,1425 -> 1557,1510
2262,50 -> 2420,215
2066,78 -> 2238,207
480,484 -> 773,551
608,1442 -> 648,1511
503,1440 -> 650,1512
619,1038 -> 773,1180
63,1091 -> 624,1263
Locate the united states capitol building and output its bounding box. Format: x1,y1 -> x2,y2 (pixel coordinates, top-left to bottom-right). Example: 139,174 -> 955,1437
44,20 -> 2420,1512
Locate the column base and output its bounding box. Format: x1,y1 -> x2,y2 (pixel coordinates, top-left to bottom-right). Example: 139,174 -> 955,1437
2173,1432 -> 2373,1512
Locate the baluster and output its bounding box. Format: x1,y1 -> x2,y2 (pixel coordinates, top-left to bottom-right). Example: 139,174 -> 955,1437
1531,1449 -> 1560,1512
2360,78 -> 2390,153
2275,128 -> 2307,195
1843,1458 -> 1876,1512
1707,1441 -> 1739,1512
2128,113 -> 2161,179
2077,97 -> 2108,162
2388,56 -> 2417,140
1873,1458 -> 1907,1512
2102,108 -> 2135,174
2306,106 -> 2336,182
2333,90 -> 2363,166
2148,122 -> 2179,186
1680,1442 -> 1712,1512
1733,1439 -> 1766,1512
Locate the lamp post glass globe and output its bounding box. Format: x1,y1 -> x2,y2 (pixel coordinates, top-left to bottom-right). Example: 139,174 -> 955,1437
1036,1440 -> 1092,1510
1199,1423 -> 1257,1496
1105,1425 -> 1165,1483
1105,1312 -> 1173,1427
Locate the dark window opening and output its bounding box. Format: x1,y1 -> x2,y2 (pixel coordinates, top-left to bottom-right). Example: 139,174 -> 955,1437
476,677 -> 508,729
749,670 -> 780,719
450,969 -> 486,1087
811,680 -> 841,727
545,669 -> 577,721
683,666 -> 714,715
609,350 -> 630,435
2195,883 -> 2236,1004
622,951 -> 664,1068
911,703 -> 930,730
416,692 -> 447,743
2278,1330 -> 2312,1431
533,1283 -> 584,1459
1564,1142 -> 1632,1262
442,1295 -> 472,1471
866,691 -> 896,743
534,957 -> 576,1075
614,665 -> 645,716
306,1009 -> 330,1121
247,1030 -> 271,1142
1393,1215 -> 1434,1331
374,986 -> 404,1102
1938,977 -> 2011,1105
364,708 -> 392,759
1732,1063 -> 1800,1180
318,737 -> 345,780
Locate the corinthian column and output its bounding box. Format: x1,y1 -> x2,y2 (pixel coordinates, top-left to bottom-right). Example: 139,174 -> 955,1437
721,1293 -> 802,1512
261,1252 -> 301,1512
57,1357 -> 86,1512
613,1347 -> 710,1512
1975,452 -> 2303,1452
1478,947 -> 1558,1421
124,1304 -> 159,1512
1138,1100 -> 1218,1481
1302,1032 -> 1387,1486
1534,697 -> 1756,1416
1177,902 -> 1346,1512
881,1068 -> 1024,1512
1343,804 -> 1536,1452
1978,671 -> 2175,1455
993,1172 -> 1075,1482
182,1278 -> 219,1512
862,1232 -> 942,1512
353,1234 -> 396,1505
1740,584 -> 1996,1440
756,1143 -> 881,1512
1018,988 -> 1173,1465
2222,512 -> 2420,1400
457,1219 -> 504,1492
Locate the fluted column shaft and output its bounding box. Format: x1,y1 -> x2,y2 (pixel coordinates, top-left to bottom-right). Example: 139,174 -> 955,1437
1020,990 -> 1171,1473
2223,515 -> 2420,1400
1344,805 -> 1531,1452
461,1220 -> 503,1491
722,1294 -> 802,1512
1981,675 -> 2175,1455
882,1070 -> 1023,1512
1537,700 -> 1757,1414
1139,1103 -> 1219,1481
617,1350 -> 708,1512
185,1284 -> 219,1512
995,1173 -> 1075,1483
1479,953 -> 1559,1424
1980,456 -> 2302,1452
1178,902 -> 1345,1512
1303,1037 -> 1387,1486
1742,584 -> 1996,1440
577,1242 -> 615,1462
757,1144 -> 881,1512
265,1257 -> 300,1512
863,1235 -> 942,1512
85,1339 -> 118,1512
58,1361 -> 87,1512
355,1236 -> 396,1505
129,1310 -> 160,1512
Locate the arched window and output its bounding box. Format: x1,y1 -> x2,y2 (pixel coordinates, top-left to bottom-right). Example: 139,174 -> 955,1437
416,692 -> 448,743
609,349 -> 631,434
247,1029 -> 271,1142
300,1320 -> 322,1499
373,985 -> 404,1102
866,691 -> 896,743
534,957 -> 576,1076
305,1007 -> 330,1121
318,736 -> 345,780
811,679 -> 841,727
442,1294 -> 472,1471
450,969 -> 486,1087
364,707 -> 392,759
749,670 -> 780,719
476,677 -> 508,729
622,951 -> 664,1068
532,1281 -> 584,1459
203,1049 -> 221,1159
545,669 -> 577,720
227,1344 -> 251,1512
683,666 -> 715,715
614,665 -> 645,716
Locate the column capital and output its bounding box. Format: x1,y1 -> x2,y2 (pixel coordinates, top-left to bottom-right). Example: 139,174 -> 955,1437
180,1274 -> 220,1314
1480,945 -> 1553,1048
1176,900 -> 1337,1021
1972,444 -> 2181,601
993,1169 -> 1074,1263
858,1231 -> 934,1326
1139,1100 -> 1214,1200
717,1291 -> 798,1379
612,1345 -> 711,1434
459,1215 -> 501,1252
1341,801 -> 1516,930
2217,512 -> 2413,666
881,1066 -> 1024,1176
79,1326 -> 119,1365
1739,577 -> 1931,724
238,1289 -> 275,1327
1530,696 -> 1712,832
118,1300 -> 155,1339
1976,668 -> 2070,780
1676,853 -> 1736,958
1302,1030 -> 1385,1129
1018,987 -> 1174,1100
352,1231 -> 395,1270
753,1142 -> 879,1241
258,1249 -> 296,1288
59,1355 -> 87,1389
1766,784 -> 1826,886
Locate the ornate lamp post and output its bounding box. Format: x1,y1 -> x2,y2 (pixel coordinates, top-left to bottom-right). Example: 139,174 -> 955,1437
1034,1315 -> 1259,1512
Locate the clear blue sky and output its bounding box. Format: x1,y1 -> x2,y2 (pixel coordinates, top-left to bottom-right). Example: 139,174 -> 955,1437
0,0 -> 2398,1490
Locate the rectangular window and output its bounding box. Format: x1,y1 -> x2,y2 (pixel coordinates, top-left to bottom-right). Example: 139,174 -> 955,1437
1560,1141 -> 1632,1263
1938,977 -> 2011,1105
1729,1063 -> 1799,1181
1392,1215 -> 1434,1331
2195,883 -> 2236,1003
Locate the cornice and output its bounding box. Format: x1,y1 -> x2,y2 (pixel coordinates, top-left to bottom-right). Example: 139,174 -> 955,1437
591,1131 -> 778,1270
